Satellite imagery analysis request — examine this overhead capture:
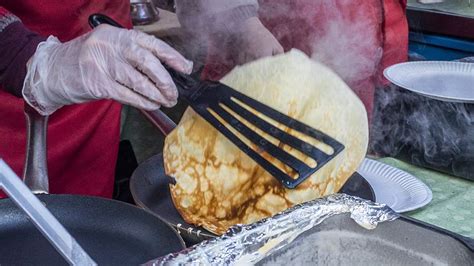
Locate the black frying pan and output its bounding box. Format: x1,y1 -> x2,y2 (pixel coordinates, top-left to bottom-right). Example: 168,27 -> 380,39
0,195 -> 183,265
130,153 -> 375,245
0,106 -> 185,265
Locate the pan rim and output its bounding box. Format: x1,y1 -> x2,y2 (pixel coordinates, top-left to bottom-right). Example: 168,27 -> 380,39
130,153 -> 375,241
130,163 -> 218,239
0,193 -> 187,248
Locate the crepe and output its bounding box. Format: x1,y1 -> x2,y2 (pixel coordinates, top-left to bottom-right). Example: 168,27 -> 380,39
163,49 -> 368,235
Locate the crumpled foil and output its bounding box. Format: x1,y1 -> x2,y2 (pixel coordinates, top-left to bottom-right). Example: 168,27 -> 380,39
145,194 -> 399,266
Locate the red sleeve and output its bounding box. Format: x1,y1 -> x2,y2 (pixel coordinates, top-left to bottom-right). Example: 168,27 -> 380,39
0,6 -> 9,16
0,6 -> 47,97
400,0 -> 407,9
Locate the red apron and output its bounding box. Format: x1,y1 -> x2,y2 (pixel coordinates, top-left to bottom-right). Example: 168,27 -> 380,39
0,0 -> 132,198
203,0 -> 408,122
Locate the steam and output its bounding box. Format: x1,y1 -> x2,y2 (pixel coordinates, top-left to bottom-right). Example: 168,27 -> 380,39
249,1 -> 385,122
258,1 -> 383,86
309,2 -> 383,85
175,1 -> 474,179
177,1 -> 384,91
295,2 -> 473,179
370,84 -> 474,179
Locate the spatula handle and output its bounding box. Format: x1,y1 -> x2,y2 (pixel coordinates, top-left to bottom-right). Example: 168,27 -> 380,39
162,65 -> 200,99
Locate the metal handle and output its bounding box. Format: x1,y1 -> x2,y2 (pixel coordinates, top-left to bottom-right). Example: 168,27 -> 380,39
88,13 -> 123,28
162,64 -> 200,97
0,159 -> 96,265
140,109 -> 176,135
23,104 -> 49,193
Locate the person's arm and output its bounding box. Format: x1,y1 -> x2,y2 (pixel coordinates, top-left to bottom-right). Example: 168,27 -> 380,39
0,7 -> 47,97
175,0 -> 283,65
0,7 -> 193,116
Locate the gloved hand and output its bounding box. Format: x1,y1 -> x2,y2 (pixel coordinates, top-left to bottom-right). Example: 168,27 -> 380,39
231,17 -> 283,65
23,24 -> 193,115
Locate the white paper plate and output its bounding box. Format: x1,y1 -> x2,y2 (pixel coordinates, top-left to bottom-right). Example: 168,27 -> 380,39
384,61 -> 474,103
358,159 -> 432,213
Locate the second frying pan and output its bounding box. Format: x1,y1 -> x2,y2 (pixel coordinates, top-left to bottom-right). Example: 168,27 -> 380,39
130,153 -> 375,245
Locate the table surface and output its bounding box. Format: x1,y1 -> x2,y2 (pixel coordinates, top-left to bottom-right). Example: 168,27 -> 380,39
379,157 -> 474,238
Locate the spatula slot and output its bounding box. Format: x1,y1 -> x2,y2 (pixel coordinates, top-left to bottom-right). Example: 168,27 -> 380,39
218,104 -> 279,147
213,103 -> 310,173
227,91 -> 343,154
218,102 -> 318,170
228,97 -> 333,162
207,107 -> 300,180
193,84 -> 345,188
175,73 -> 345,188
206,108 -> 299,183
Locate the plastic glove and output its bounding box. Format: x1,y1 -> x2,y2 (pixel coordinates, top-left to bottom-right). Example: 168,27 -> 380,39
231,17 -> 283,65
23,24 -> 193,115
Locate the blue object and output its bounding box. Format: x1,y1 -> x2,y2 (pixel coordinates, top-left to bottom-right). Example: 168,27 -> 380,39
409,32 -> 474,60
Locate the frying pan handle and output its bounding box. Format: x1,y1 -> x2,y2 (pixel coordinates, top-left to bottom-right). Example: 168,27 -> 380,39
140,109 -> 176,136
23,104 -> 49,194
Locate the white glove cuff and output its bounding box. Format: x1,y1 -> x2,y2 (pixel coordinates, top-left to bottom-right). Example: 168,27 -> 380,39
22,36 -> 63,116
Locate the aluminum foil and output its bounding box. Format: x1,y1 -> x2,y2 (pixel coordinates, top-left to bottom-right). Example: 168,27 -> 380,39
145,194 -> 399,266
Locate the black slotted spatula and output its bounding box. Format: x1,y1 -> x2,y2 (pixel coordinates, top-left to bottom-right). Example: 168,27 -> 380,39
89,14 -> 345,189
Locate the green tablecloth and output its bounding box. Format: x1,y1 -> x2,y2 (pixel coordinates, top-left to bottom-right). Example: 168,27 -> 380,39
379,158 -> 474,238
